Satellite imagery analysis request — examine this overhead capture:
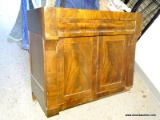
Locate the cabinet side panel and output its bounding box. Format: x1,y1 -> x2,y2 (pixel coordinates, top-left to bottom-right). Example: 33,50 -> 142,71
29,32 -> 45,89
31,75 -> 46,112
29,32 -> 46,113
27,8 -> 43,34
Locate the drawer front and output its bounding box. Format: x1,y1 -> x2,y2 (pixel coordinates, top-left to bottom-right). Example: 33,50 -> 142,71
43,8 -> 138,40
57,19 -> 135,38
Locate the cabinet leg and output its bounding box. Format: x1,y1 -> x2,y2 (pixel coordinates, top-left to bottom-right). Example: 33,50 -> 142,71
125,86 -> 132,91
32,92 -> 37,101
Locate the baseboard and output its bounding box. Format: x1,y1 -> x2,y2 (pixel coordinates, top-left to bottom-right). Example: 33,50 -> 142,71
135,62 -> 160,103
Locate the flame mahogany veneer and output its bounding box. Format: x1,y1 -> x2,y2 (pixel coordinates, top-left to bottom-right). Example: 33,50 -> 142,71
27,7 -> 143,117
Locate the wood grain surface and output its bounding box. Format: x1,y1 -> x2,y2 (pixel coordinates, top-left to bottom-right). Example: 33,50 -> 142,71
27,7 -> 143,117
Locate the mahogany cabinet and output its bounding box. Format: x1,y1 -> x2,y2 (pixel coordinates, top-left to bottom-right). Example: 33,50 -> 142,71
27,7 -> 143,117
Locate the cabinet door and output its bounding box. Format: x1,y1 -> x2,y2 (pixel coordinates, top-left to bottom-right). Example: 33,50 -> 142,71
96,35 -> 128,96
57,37 -> 97,105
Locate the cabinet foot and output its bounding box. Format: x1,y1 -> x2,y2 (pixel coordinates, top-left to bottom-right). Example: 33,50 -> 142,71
125,86 -> 133,91
32,92 -> 37,101
45,107 -> 60,117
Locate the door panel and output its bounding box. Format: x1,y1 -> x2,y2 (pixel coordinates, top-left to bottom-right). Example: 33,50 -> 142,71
64,43 -> 91,95
96,35 -> 128,93
60,37 -> 96,103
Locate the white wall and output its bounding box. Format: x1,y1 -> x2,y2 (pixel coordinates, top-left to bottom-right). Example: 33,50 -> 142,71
0,0 -> 20,16
0,0 -> 21,32
32,0 -> 42,8
135,16 -> 160,93
46,0 -> 56,6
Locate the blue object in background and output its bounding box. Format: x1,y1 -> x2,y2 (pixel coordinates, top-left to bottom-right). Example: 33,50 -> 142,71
20,0 -> 99,50
21,0 -> 29,50
55,0 -> 99,10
